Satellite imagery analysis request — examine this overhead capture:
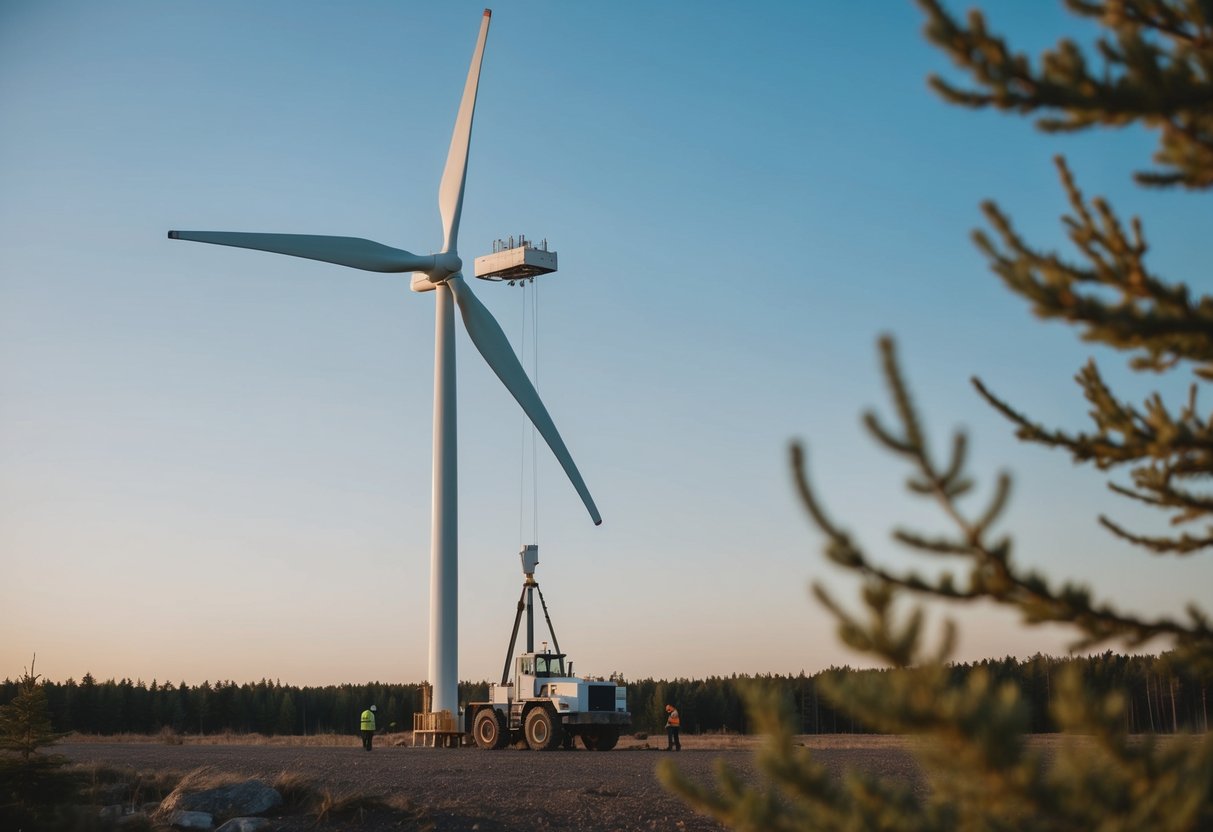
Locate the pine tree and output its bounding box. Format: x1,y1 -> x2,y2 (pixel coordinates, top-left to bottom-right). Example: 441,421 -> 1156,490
0,657 -> 61,760
663,1 -> 1213,828
0,657 -> 76,830
276,692 -> 297,737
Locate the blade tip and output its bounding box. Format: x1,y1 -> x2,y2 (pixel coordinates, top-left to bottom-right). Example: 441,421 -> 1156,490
483,8 -> 491,16
167,230 -> 179,239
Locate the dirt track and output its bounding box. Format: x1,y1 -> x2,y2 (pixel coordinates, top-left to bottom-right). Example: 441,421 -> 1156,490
58,737 -> 923,831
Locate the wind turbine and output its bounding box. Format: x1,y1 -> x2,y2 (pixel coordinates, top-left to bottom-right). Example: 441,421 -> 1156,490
168,9 -> 601,717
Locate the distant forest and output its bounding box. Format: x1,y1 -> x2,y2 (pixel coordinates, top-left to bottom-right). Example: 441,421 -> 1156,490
2,652 -> 1207,737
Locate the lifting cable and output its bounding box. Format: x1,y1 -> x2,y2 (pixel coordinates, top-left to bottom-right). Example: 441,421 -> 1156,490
517,279 -> 540,548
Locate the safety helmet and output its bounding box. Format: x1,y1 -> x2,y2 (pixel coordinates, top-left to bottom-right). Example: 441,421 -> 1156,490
370,705 -> 377,712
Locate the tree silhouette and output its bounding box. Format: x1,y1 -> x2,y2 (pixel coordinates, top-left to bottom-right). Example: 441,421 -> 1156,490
0,656 -> 60,761
0,656 -> 76,830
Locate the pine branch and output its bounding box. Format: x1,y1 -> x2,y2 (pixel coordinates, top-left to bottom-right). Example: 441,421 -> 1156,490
974,158 -> 1213,373
660,684 -> 943,831
917,0 -> 1213,188
1065,0 -> 1212,48
796,339 -> 1213,668
1099,514 -> 1213,552
974,364 -> 1213,551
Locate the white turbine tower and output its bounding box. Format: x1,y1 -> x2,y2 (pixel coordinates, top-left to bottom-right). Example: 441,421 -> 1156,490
168,10 -> 601,717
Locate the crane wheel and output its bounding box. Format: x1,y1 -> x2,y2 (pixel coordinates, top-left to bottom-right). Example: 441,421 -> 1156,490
524,706 -> 563,751
473,707 -> 508,750
580,726 -> 619,751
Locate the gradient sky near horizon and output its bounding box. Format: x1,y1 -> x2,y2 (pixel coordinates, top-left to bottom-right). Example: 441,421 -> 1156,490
3,1 -> 1211,688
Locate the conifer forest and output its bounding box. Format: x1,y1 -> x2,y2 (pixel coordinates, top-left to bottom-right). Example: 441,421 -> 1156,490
1,652 -> 1206,738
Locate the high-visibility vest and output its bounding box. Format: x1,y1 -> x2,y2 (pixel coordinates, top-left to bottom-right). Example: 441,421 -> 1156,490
360,709 -> 376,731
666,708 -> 680,728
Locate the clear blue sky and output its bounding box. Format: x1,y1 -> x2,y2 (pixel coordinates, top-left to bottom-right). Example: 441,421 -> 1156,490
3,1 -> 1210,687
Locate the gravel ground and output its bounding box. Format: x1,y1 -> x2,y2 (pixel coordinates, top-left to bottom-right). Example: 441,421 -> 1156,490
58,738 -> 924,831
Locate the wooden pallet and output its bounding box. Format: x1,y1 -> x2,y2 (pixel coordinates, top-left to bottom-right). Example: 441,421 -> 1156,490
412,709 -> 463,748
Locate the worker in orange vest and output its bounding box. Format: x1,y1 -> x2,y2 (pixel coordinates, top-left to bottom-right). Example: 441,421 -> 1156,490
665,704 -> 681,751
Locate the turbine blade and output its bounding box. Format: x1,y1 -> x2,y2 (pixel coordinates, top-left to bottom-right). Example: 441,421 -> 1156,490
447,275 -> 602,526
167,231 -> 434,273
438,9 -> 491,255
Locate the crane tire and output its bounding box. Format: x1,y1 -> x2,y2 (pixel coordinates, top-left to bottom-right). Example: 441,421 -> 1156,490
473,707 -> 508,750
524,706 -> 563,751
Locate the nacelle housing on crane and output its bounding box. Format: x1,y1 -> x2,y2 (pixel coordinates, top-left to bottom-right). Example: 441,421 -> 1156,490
474,235 -> 557,283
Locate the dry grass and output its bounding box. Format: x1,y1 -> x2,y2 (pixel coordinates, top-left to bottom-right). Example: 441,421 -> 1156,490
270,769 -> 319,811
74,761 -> 182,807
68,730 -> 1180,754
152,765 -> 254,823
616,733 -> 1197,756
62,730 -> 402,747
313,788 -> 425,824
65,729 -> 904,750
171,764 -> 251,793
272,770 -> 428,826
61,758 -> 435,828
146,764 -> 429,825
615,733 -> 929,752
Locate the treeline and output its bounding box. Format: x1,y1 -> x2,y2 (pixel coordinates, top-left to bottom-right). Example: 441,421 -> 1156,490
630,652 -> 1210,736
2,652 -> 1207,737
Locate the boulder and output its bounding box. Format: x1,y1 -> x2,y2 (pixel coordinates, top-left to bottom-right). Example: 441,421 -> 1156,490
95,782 -> 131,804
167,809 -> 214,829
161,780 -> 282,821
98,804 -> 125,822
216,819 -> 270,832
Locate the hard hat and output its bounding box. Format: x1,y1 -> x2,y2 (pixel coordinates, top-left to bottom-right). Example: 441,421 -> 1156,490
370,705 -> 377,712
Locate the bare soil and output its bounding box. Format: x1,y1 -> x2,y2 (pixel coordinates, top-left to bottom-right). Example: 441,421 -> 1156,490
58,734 -> 925,831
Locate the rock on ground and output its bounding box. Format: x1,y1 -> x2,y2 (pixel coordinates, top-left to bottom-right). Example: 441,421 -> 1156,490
167,809 -> 214,829
216,819 -> 271,832
162,780 -> 282,821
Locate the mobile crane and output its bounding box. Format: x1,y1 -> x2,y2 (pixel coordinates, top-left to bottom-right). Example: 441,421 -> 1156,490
464,545 -> 630,750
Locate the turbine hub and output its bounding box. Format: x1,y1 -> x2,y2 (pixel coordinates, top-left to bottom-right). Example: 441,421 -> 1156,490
430,251 -> 463,283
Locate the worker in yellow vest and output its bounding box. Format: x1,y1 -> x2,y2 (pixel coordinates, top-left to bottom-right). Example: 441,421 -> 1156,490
360,704 -> 377,751
665,704 -> 681,751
